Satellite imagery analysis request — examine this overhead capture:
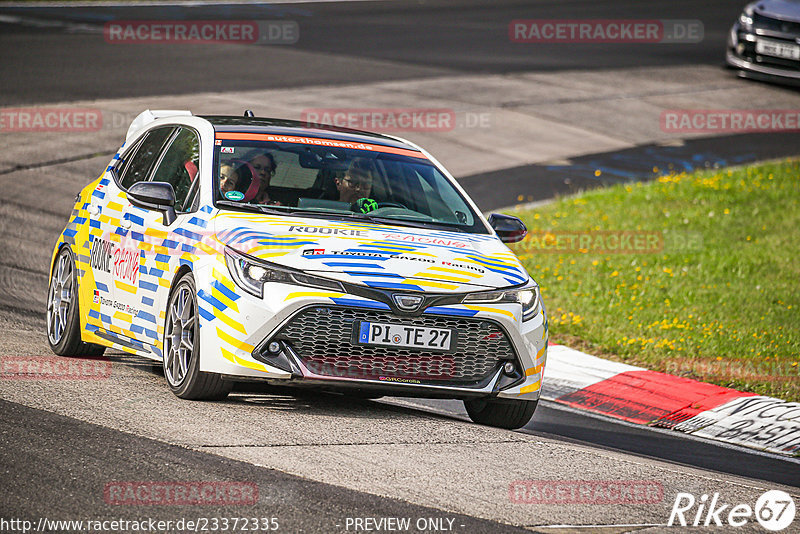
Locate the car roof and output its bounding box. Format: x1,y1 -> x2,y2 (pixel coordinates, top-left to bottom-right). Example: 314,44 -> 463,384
200,115 -> 420,153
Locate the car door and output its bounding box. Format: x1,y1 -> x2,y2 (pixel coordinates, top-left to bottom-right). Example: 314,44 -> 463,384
114,126 -> 202,356
87,126 -> 175,351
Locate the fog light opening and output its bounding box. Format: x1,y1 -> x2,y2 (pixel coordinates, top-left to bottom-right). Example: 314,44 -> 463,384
267,341 -> 282,354
503,361 -> 516,375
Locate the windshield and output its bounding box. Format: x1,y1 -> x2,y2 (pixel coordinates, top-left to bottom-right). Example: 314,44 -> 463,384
212,133 -> 488,234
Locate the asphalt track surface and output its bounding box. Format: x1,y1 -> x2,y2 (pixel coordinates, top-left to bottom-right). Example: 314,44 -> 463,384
1,1 -> 799,531
463,132 -> 800,211
0,399 -> 527,534
0,0 -> 744,105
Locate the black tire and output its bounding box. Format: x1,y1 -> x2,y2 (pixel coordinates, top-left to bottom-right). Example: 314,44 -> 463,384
464,398 -> 538,429
163,273 -> 232,400
79,341 -> 106,357
46,247 -> 105,357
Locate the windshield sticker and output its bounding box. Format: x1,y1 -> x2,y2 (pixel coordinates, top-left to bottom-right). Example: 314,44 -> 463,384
220,147 -> 235,154
215,132 -> 427,159
224,190 -> 245,201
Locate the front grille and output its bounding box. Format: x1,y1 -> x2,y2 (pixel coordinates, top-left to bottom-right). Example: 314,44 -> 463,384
271,306 -> 517,385
753,13 -> 800,35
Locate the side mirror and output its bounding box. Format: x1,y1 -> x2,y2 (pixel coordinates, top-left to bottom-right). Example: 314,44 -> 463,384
488,213 -> 527,243
127,181 -> 177,225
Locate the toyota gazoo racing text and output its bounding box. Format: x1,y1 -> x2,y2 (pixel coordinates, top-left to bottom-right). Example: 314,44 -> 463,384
47,110 -> 548,429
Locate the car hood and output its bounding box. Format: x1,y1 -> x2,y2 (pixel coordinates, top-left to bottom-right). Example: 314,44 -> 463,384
212,212 -> 530,292
753,0 -> 800,23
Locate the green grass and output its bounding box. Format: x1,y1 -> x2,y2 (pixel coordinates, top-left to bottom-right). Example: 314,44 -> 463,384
507,159 -> 800,401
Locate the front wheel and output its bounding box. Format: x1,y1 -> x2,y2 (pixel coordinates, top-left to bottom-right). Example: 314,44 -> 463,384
464,398 -> 537,429
163,273 -> 232,400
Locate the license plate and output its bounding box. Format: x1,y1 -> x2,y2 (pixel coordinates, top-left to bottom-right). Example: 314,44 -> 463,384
354,321 -> 455,352
756,38 -> 800,60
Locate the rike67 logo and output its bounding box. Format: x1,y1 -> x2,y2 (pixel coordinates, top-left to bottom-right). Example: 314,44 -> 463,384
668,490 -> 796,531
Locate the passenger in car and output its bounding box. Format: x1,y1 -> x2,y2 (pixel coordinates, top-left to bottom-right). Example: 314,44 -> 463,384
219,164 -> 239,194
221,160 -> 262,202
242,149 -> 279,204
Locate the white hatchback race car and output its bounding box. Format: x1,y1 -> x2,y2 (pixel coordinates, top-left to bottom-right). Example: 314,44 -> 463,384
47,110 -> 548,429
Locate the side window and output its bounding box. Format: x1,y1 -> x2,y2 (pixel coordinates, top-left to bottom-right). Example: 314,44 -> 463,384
150,128 -> 200,212
119,127 -> 175,190
113,138 -> 142,182
408,167 -> 473,225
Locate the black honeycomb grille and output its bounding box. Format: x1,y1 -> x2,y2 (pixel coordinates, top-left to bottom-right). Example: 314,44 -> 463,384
273,306 -> 516,384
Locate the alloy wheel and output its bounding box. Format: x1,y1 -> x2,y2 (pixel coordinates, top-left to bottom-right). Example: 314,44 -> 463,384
164,285 -> 195,386
47,253 -> 73,345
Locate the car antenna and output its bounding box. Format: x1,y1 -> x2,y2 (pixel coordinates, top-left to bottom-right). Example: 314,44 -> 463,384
244,110 -> 255,118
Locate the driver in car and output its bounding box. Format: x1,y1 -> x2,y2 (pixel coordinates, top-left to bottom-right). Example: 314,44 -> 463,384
335,158 -> 378,213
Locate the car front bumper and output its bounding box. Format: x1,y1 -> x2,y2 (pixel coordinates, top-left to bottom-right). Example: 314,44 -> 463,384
195,262 -> 547,401
726,22 -> 800,83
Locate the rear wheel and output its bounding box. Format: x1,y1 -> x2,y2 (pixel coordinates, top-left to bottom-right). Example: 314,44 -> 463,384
464,398 -> 537,429
163,273 -> 232,400
47,247 -> 105,357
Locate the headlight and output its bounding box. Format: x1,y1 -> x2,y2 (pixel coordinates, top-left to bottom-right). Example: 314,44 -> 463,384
224,247 -> 344,298
462,279 -> 542,321
739,6 -> 754,27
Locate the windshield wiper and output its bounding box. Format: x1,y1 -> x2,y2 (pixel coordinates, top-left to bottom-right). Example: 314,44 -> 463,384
215,200 -> 284,215
283,208 -> 361,217
283,208 -> 467,232
363,215 -> 466,233
215,202 -> 467,232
